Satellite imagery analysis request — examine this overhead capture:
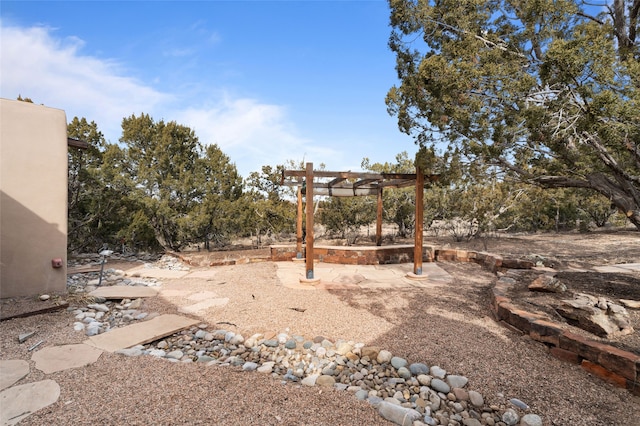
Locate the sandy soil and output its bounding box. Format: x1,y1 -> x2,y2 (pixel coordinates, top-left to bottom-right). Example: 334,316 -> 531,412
1,229 -> 639,425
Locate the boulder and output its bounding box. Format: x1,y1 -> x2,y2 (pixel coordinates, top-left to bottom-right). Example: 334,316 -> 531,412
529,274 -> 567,293
555,293 -> 634,337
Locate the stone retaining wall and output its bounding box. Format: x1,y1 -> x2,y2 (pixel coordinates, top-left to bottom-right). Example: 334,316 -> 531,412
490,271 -> 640,396
269,244 -> 436,264
455,249 -> 639,396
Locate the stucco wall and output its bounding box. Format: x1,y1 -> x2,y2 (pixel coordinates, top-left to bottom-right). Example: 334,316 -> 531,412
1,98 -> 68,298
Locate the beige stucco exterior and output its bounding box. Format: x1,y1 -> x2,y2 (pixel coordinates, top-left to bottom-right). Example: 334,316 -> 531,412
1,98 -> 68,298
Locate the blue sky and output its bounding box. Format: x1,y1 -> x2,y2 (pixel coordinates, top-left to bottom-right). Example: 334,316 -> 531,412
1,0 -> 419,178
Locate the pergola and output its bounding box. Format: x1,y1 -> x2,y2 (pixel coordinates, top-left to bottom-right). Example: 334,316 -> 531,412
281,162 -> 439,282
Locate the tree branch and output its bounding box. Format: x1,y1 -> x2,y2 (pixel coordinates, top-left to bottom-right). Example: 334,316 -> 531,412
583,132 -> 640,185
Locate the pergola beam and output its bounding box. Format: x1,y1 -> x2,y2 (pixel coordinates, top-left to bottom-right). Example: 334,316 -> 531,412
327,177 -> 347,187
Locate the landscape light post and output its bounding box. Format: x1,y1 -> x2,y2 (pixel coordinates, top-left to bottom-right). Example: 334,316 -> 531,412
97,249 -> 113,287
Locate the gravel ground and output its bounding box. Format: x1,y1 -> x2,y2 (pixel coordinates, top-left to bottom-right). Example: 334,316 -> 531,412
1,258 -> 639,425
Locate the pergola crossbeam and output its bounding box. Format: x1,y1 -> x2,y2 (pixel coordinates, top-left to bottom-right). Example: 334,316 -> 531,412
281,170 -> 437,195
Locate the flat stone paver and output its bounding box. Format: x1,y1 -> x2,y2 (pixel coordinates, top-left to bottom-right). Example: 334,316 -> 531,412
184,269 -> 221,279
126,266 -> 189,279
276,262 -> 452,290
89,286 -> 159,299
0,360 -> 30,391
186,291 -> 220,301
83,314 -> 199,352
32,344 -> 103,374
0,379 -> 60,425
178,298 -> 230,314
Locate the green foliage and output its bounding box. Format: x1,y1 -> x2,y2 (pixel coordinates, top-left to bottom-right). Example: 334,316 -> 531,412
319,196 -> 376,244
67,118 -> 117,251
242,164 -> 297,245
16,95 -> 34,103
181,144 -> 244,249
575,189 -> 618,228
387,0 -> 640,229
68,113 -> 245,252
421,149 -> 525,240
119,114 -> 204,250
362,152 -> 416,237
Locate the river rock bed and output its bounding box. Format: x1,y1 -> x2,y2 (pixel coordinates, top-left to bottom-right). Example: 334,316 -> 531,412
114,326 -> 543,426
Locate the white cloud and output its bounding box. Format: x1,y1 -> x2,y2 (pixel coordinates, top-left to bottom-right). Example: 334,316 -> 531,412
177,95 -> 339,176
0,21 -> 338,176
0,22 -> 170,143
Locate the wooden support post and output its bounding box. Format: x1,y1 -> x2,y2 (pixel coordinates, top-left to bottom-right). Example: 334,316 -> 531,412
296,185 -> 303,258
414,166 -> 424,275
376,186 -> 383,246
304,162 -> 316,280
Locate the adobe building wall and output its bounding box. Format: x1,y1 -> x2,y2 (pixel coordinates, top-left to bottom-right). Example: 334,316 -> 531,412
1,98 -> 68,298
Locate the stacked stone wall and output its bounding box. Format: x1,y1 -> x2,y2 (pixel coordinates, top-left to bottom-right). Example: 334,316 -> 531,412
491,273 -> 639,396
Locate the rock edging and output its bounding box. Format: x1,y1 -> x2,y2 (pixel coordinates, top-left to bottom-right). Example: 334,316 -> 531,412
120,327 -> 544,426
490,270 -> 639,396
430,247 -> 639,396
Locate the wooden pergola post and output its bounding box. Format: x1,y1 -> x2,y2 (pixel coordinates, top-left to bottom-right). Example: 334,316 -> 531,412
305,162 -> 315,280
376,186 -> 383,246
296,185 -> 303,258
414,166 -> 424,275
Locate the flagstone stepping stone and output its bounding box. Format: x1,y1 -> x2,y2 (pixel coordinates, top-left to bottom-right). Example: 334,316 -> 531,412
184,269 -> 220,279
84,314 -> 200,352
186,291 -> 220,301
89,286 -> 158,299
0,379 -> 60,425
593,263 -> 640,273
178,298 -> 230,314
0,360 -> 30,390
126,267 -> 189,279
32,344 -> 103,374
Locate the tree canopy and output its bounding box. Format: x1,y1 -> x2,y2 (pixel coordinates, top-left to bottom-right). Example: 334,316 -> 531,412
386,0 -> 640,229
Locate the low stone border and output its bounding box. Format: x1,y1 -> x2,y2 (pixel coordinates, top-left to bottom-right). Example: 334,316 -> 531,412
170,252 -> 270,267
439,247 -> 639,396
270,244 -> 535,270
489,270 -> 639,396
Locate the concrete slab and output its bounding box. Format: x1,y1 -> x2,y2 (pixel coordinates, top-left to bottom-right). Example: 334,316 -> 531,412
84,314 -> 200,352
0,379 -> 60,425
32,344 -> 103,374
89,286 -> 159,299
0,360 -> 29,391
126,266 -> 189,279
